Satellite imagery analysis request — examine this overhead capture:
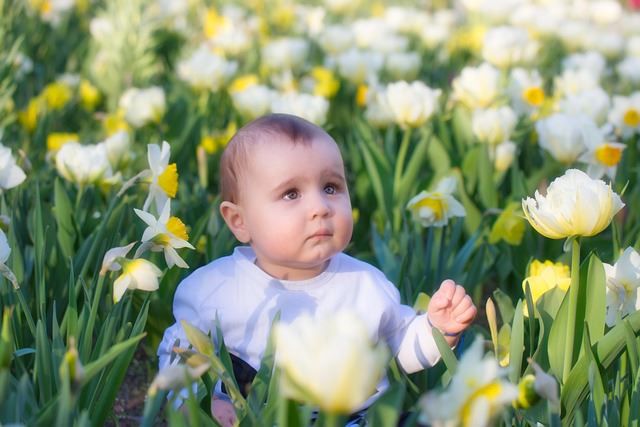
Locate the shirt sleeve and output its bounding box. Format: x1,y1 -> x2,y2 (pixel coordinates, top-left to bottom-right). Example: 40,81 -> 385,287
395,313 -> 442,373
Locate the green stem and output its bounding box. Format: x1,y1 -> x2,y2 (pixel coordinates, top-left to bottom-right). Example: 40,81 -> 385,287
562,238 -> 581,384
393,128 -> 412,196
320,412 -> 344,427
14,287 -> 36,338
81,273 -> 105,359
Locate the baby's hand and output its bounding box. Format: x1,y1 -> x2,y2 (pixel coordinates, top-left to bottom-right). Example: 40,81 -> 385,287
211,397 -> 237,427
427,279 -> 477,341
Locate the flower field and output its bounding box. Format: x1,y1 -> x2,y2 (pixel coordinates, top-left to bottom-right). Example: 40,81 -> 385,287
1,0 -> 640,425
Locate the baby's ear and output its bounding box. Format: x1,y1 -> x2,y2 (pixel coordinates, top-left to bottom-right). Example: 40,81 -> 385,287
220,201 -> 251,243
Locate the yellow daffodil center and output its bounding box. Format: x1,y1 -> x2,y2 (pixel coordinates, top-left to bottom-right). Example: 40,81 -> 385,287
103,110 -> 130,136
229,74 -> 259,93
47,132 -> 79,152
522,86 -> 544,107
158,163 -> 178,198
414,195 -> 447,220
595,144 -> 623,167
623,108 -> 640,127
356,84 -> 369,107
460,381 -> 503,427
167,216 -> 189,241
514,375 -> 539,409
123,258 -> 146,274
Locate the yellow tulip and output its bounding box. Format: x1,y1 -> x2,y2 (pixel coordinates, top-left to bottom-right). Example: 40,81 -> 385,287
522,260 -> 571,316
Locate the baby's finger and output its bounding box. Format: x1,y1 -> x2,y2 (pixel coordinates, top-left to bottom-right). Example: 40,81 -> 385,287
450,284 -> 467,307
436,279 -> 456,300
455,304 -> 477,324
452,295 -> 474,317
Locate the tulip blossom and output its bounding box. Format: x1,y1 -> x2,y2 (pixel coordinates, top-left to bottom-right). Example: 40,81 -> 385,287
134,201 -> 194,269
604,247 -> 640,326
119,86 -> 166,128
452,63 -> 501,109
0,143 -> 26,191
406,177 -> 466,228
274,311 -> 389,414
522,169 -> 624,239
521,260 -> 571,317
471,106 -> 517,146
419,336 -> 518,427
55,142 -> 113,186
385,81 -> 441,128
535,113 -> 594,164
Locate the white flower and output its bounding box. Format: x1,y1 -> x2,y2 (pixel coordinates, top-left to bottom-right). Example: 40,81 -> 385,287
608,93 -> 640,138
261,38 -> 309,72
482,26 -> 539,69
55,142 -> 113,186
605,247 -> 640,327
562,51 -> 607,81
231,84 -> 274,120
274,311 -> 389,414
0,143 -> 26,191
535,113 -> 594,164
588,0 -> 623,26
384,52 -> 421,81
317,25 -> 355,55
507,68 -> 545,116
493,141 -> 517,173
385,81 -> 441,128
113,258 -> 162,303
582,29 -> 625,59
577,129 -> 625,180
271,92 -> 329,125
177,45 -> 238,91
418,10 -> 457,49
419,336 -> 518,427
336,49 -> 384,85
324,0 -> 360,15
617,57 -> 640,85
148,362 -> 211,397
471,106 -> 517,146
522,169 -> 624,239
101,131 -> 131,170
558,88 -> 611,126
554,69 -> 600,99
143,141 -> 178,213
100,242 -> 137,276
0,229 -> 10,265
452,63 -> 501,109
119,86 -> 166,128
626,35 -> 640,58
134,201 -> 194,269
209,24 -> 252,57
364,86 -> 395,129
406,177 -> 466,228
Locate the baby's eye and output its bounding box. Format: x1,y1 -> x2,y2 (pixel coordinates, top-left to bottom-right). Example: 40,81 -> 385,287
283,189 -> 299,200
324,184 -> 338,195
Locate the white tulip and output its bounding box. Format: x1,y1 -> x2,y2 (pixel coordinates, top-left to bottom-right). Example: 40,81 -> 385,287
562,51 -> 606,81
274,311 -> 389,414
336,49 -> 384,85
101,131 -> 131,170
522,169 -> 624,239
177,45 -> 238,91
472,106 -> 517,146
261,38 -> 309,72
494,141 -> 518,172
271,92 -> 329,125
316,25 -> 355,55
604,247 -> 640,327
452,63 -> 501,109
535,113 -> 595,164
617,57 -> 640,85
364,87 -> 395,129
119,86 -> 166,128
482,26 -> 539,69
558,87 -> 611,126
385,81 -> 441,128
55,142 -> 112,186
0,143 -> 26,191
554,69 -> 600,99
231,85 -> 275,120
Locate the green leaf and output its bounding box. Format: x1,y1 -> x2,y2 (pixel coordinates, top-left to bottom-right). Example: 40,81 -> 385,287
509,299 -> 525,383
582,324 -> 605,424
493,288 -> 515,325
450,169 -> 482,235
583,256 -> 606,346
365,382 -> 406,427
477,145 -> 498,208
624,320 -> 639,382
431,329 -> 458,375
53,179 -> 76,261
547,287 -> 570,381
426,135 -> 451,177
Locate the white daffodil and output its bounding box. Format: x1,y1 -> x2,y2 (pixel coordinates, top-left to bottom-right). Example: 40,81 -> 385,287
407,177 -> 466,228
535,113 -> 594,164
604,247 -> 640,327
119,86 -> 166,128
143,141 -> 178,213
100,242 -> 137,276
608,93 -> 640,139
271,92 -> 329,125
177,45 -> 238,92
522,169 -> 624,239
385,81 -> 441,128
419,336 -> 518,427
274,311 -> 389,414
0,143 -> 26,191
452,63 -> 501,110
148,362 -> 211,397
577,129 -> 625,180
134,201 -> 194,269
471,106 -> 517,146
113,258 -> 162,303
55,142 -> 113,186
482,26 -> 539,69
507,67 -> 545,117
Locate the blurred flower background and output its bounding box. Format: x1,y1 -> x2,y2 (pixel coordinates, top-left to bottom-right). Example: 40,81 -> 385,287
1,0 -> 640,425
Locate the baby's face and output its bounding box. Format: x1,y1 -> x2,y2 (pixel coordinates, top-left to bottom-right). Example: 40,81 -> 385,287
236,134 -> 353,280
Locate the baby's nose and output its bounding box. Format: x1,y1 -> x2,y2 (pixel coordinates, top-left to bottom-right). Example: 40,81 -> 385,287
309,192 -> 332,217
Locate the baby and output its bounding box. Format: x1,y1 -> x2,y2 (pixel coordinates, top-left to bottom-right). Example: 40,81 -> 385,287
158,114 -> 477,426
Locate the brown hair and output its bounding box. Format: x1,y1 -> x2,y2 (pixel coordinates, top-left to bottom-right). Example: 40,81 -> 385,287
219,114 -> 335,203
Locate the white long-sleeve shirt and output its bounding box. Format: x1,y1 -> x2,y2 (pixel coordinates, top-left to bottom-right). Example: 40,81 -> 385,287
158,246 -> 443,385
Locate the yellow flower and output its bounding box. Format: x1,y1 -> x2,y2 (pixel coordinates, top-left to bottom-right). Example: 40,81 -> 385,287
46,132 -> 79,152
79,80 -> 101,111
356,84 -> 368,107
522,260 -> 571,316
103,110 -> 131,136
203,8 -> 229,39
489,202 -> 526,246
623,107 -> 639,127
18,98 -> 42,132
310,67 -> 340,99
41,81 -> 73,110
228,74 -> 259,93
200,122 -> 237,155
446,24 -> 486,54
522,86 -> 545,107
522,169 -> 624,239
